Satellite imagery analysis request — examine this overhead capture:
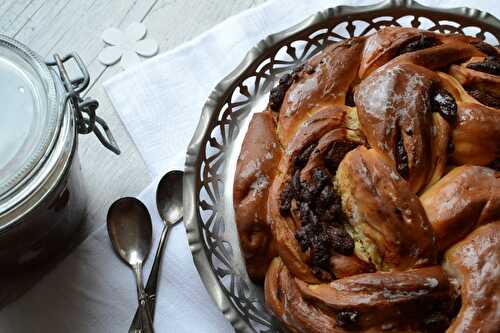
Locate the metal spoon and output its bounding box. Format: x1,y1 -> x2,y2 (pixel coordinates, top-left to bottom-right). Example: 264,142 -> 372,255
107,197 -> 155,333
129,170 -> 184,333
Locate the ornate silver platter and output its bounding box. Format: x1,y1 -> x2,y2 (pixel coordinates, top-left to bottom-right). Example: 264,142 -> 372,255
184,0 -> 500,332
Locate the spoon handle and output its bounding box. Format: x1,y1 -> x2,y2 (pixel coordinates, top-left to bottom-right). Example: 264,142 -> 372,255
133,265 -> 156,333
129,224 -> 171,332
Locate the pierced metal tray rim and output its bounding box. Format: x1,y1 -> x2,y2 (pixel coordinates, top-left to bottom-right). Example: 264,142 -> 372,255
184,1 -> 500,332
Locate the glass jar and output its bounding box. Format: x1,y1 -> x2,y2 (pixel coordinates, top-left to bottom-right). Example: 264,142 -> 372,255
0,35 -> 119,270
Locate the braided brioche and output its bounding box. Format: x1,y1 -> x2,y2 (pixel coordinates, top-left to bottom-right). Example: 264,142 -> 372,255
233,27 -> 500,332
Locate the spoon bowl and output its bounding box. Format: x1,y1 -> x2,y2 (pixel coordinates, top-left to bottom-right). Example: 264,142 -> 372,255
107,196 -> 155,333
156,170 -> 184,225
128,170 -> 184,332
107,197 -> 153,266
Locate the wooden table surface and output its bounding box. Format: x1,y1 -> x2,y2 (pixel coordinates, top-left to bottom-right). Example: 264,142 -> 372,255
0,0 -> 266,307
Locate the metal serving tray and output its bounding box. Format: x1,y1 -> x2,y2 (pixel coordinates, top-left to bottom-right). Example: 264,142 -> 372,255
184,0 -> 500,332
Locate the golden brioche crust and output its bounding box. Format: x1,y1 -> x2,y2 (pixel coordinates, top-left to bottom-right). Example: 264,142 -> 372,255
265,258 -> 340,333
233,112 -> 281,282
443,222 -> 500,333
420,165 -> 500,251
233,26 -> 500,333
355,62 -> 441,193
451,103 -> 500,165
360,27 -> 436,78
297,266 -> 455,331
391,41 -> 483,70
266,258 -> 455,332
277,38 -> 366,146
336,146 -> 437,271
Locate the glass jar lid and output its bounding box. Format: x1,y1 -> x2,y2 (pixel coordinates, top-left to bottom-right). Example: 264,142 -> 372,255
0,35 -> 61,199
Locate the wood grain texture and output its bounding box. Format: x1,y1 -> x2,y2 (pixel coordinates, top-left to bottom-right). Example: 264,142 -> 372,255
0,0 -> 267,307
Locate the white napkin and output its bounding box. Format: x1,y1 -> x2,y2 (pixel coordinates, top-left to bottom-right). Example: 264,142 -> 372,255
1,1 -> 498,332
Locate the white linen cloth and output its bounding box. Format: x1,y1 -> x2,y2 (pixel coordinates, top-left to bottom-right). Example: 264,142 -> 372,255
0,1 -> 498,332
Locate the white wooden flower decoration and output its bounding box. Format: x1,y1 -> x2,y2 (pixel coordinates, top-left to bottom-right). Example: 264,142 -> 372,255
99,22 -> 159,69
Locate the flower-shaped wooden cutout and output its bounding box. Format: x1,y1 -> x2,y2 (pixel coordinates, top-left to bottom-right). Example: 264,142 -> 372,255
99,22 -> 159,69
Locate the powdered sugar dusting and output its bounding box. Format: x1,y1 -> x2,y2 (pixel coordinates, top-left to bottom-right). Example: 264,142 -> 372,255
390,170 -> 401,181
358,64 -> 430,122
424,277 -> 439,289
250,173 -> 269,193
286,76 -> 319,117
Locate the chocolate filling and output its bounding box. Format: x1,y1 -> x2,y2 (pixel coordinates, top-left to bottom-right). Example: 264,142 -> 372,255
280,140 -> 359,278
422,313 -> 451,332
278,133 -> 362,277
466,56 -> 500,75
399,35 -> 439,55
294,143 -> 317,168
269,73 -> 294,111
325,140 -> 359,172
279,181 -> 295,215
294,195 -> 351,261
489,159 -> 500,171
345,87 -> 356,107
395,130 -> 409,179
432,88 -> 458,124
467,88 -> 500,108
336,311 -> 360,330
447,141 -> 455,155
420,298 -> 461,333
269,65 -> 306,111
471,41 -> 499,57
